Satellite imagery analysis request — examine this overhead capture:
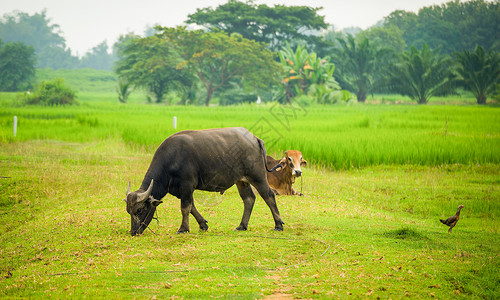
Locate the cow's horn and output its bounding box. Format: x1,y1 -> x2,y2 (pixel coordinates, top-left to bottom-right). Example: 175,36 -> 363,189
137,179 -> 154,203
127,181 -> 131,196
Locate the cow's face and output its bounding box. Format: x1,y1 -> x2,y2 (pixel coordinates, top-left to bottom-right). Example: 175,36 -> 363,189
124,180 -> 162,236
280,150 -> 307,177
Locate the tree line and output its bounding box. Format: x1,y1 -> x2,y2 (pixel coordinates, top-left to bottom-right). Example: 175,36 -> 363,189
0,10 -> 115,70
1,0 -> 499,105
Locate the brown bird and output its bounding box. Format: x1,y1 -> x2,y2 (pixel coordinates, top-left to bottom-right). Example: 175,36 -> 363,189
440,205 -> 464,233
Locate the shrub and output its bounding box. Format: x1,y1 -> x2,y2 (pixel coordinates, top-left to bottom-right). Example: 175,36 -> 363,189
24,78 -> 77,106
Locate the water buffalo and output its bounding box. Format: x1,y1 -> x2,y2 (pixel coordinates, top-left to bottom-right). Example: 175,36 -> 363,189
124,127 -> 284,235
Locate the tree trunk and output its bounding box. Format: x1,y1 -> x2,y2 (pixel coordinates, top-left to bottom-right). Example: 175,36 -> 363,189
205,89 -> 214,106
477,93 -> 486,105
356,90 -> 366,103
418,96 -> 427,104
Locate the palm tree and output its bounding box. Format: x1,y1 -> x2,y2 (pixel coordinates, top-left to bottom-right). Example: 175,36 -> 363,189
332,35 -> 392,103
387,44 -> 455,104
455,46 -> 500,104
116,78 -> 131,103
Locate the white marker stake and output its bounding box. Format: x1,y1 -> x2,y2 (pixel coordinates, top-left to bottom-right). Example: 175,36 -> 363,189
13,116 -> 17,137
173,116 -> 177,129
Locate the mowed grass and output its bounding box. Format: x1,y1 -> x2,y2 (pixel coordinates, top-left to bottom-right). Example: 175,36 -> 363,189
0,93 -> 499,298
0,140 -> 498,298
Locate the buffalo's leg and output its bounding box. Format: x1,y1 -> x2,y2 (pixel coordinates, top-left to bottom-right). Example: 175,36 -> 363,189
235,181 -> 256,231
253,181 -> 284,231
190,203 -> 208,231
178,194 -> 193,234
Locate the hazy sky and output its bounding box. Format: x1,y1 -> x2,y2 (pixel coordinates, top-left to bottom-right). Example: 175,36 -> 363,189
1,0 -> 452,56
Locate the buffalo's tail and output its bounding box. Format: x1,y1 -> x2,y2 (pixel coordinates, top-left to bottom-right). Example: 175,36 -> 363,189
257,138 -> 281,172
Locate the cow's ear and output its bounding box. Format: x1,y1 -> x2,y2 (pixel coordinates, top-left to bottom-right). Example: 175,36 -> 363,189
275,157 -> 286,171
301,159 -> 307,167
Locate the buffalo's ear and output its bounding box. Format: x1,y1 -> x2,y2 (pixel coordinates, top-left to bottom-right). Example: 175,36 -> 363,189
149,197 -> 163,207
301,159 -> 307,167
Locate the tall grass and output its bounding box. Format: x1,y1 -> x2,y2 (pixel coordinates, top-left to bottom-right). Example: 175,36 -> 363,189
1,96 -> 499,169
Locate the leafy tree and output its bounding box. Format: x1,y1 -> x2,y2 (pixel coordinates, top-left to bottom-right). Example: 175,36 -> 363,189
115,35 -> 194,103
385,0 -> 500,54
332,35 -> 393,102
387,44 -> 455,104
0,10 -> 78,69
186,0 -> 327,51
80,41 -> 115,70
357,25 -> 406,54
455,46 -> 500,104
158,26 -> 281,106
24,78 -> 77,105
0,40 -> 36,91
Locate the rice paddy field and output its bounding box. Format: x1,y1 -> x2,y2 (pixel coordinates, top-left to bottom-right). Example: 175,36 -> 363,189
0,92 -> 499,298
1,95 -> 499,169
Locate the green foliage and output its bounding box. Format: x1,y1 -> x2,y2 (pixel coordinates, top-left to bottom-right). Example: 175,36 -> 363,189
80,41 -> 116,71
332,35 -> 394,102
115,78 -> 131,103
455,46 -> 500,104
158,26 -> 281,106
23,78 -> 77,106
387,44 -> 456,104
186,0 -> 327,51
279,44 -> 343,104
115,35 -> 194,103
0,40 -> 36,91
308,84 -> 352,104
357,25 -> 407,54
384,0 -> 500,54
0,10 -> 78,69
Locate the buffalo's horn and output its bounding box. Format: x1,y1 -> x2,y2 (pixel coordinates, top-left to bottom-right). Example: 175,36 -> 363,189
127,181 -> 131,196
137,179 -> 154,203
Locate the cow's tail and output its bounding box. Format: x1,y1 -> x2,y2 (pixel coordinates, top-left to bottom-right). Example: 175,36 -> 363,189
258,138 -> 281,172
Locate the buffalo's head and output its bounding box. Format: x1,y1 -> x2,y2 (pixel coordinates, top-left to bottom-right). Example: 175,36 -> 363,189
124,180 -> 163,236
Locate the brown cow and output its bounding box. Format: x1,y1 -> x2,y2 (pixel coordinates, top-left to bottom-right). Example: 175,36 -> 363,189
266,150 -> 307,196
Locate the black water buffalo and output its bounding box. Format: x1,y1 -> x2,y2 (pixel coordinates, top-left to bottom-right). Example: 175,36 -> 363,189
124,127 -> 284,235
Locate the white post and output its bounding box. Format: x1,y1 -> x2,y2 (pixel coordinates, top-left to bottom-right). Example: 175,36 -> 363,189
13,116 -> 17,137
173,116 -> 177,129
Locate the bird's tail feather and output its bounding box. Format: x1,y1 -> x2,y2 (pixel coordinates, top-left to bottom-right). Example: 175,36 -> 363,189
439,219 -> 446,224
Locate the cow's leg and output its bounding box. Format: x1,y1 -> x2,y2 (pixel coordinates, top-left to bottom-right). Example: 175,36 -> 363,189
190,203 -> 208,231
178,194 -> 193,234
292,188 -> 304,196
235,181 -> 256,231
252,181 -> 284,231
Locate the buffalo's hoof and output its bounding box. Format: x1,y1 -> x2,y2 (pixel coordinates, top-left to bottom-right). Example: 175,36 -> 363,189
235,225 -> 247,231
274,227 -> 284,231
199,222 -> 209,231
176,228 -> 190,234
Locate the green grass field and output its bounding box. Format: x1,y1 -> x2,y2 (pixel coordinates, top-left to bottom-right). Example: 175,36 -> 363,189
0,91 -> 499,298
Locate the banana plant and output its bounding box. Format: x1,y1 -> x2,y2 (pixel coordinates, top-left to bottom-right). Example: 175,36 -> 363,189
278,44 -> 339,103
